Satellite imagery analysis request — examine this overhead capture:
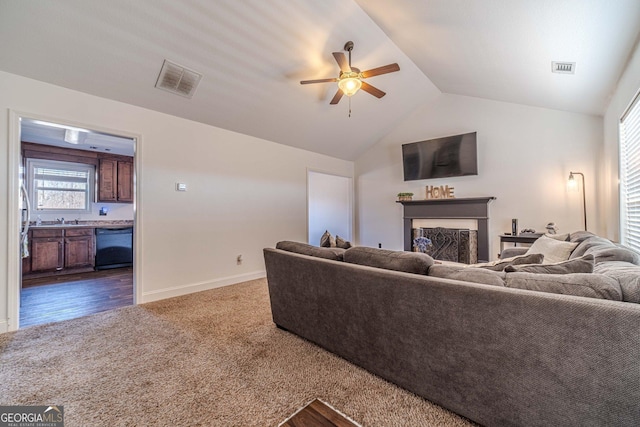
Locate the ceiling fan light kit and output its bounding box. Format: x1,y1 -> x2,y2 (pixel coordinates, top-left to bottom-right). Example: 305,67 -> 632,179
300,41 -> 400,114
337,71 -> 362,96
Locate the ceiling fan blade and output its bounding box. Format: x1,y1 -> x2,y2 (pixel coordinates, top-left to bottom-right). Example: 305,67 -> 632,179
332,52 -> 351,73
360,81 -> 386,98
300,78 -> 338,85
329,89 -> 344,105
361,63 -> 400,78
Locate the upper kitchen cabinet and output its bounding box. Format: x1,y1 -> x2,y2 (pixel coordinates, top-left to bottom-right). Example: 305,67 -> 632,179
97,157 -> 133,203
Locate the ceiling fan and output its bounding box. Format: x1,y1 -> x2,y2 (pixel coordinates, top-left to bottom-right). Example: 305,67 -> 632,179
300,41 -> 400,106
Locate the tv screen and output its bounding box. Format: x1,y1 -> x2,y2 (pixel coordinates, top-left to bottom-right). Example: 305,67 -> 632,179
402,132 -> 478,181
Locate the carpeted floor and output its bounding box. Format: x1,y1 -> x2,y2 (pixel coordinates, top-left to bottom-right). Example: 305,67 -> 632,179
0,279 -> 475,426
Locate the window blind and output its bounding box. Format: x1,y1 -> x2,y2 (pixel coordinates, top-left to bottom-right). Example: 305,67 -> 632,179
620,91 -> 640,252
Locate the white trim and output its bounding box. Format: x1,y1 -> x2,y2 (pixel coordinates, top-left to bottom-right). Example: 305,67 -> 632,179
0,319 -> 7,334
6,110 -> 142,332
7,110 -> 22,331
139,270 -> 266,303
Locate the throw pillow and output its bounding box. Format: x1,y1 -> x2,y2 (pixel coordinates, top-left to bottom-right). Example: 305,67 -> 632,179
525,235 -> 578,264
276,241 -> 345,261
504,254 -> 594,274
335,235 -> 352,249
343,246 -> 434,275
319,230 -> 336,248
470,253 -> 545,271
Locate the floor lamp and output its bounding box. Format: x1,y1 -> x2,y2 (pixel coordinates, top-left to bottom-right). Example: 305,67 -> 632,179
567,172 -> 587,230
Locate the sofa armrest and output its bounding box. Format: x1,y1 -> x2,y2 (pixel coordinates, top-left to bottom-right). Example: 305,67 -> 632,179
500,247 -> 529,259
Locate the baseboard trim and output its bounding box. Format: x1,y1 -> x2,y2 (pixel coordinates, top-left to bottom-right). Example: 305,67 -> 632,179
0,319 -> 8,334
139,270 -> 266,303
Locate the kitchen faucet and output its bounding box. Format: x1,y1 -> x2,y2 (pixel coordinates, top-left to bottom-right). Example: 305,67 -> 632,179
56,217 -> 65,224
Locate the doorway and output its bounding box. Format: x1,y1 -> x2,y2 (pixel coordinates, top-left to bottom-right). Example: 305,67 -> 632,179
307,170 -> 353,246
7,111 -> 140,331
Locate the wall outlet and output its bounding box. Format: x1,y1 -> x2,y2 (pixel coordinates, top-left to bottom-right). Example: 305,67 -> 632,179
236,254 -> 243,265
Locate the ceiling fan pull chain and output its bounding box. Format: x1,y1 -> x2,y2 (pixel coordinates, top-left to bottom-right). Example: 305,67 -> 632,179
349,97 -> 352,118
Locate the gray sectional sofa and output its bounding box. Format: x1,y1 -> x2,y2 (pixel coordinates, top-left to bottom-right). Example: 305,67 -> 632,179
263,232 -> 640,426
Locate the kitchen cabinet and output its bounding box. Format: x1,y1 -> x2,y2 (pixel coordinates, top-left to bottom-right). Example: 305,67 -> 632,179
97,157 -> 133,203
64,228 -> 95,269
30,229 -> 64,273
24,227 -> 95,278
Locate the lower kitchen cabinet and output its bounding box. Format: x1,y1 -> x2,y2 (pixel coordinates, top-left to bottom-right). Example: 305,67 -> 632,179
30,229 -> 63,273
24,227 -> 95,278
64,229 -> 95,269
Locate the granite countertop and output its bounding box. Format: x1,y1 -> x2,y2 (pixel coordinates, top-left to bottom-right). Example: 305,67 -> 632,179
30,220 -> 133,229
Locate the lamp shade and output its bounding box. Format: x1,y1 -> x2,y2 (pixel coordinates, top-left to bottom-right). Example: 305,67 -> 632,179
337,72 -> 362,96
567,172 -> 578,191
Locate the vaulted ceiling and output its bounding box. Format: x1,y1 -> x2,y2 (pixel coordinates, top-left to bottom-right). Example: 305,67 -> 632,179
1,1 -> 639,160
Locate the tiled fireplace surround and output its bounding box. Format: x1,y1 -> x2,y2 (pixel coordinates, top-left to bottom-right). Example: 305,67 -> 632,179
398,197 -> 496,263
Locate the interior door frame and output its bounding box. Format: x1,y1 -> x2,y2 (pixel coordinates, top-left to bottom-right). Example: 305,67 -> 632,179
6,110 -> 143,332
306,168 -> 354,245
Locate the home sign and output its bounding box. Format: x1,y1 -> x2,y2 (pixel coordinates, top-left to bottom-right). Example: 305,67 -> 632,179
426,185 -> 455,199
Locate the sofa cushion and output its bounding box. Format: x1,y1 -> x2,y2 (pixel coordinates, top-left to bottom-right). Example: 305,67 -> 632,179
276,241 -> 345,261
569,231 -> 597,244
594,261 -> 640,303
504,254 -> 594,274
525,235 -> 577,264
505,272 -> 622,301
586,245 -> 640,265
428,265 -> 506,287
471,253 -> 545,271
570,236 -> 614,259
344,247 -> 434,275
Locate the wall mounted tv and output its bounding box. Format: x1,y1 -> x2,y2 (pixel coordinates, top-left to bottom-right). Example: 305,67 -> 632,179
402,132 -> 478,181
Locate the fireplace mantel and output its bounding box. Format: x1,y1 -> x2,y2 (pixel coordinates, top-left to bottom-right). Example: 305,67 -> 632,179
398,197 -> 496,262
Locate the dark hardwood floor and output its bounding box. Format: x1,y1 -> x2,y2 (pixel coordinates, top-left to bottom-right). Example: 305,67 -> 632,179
20,267 -> 133,328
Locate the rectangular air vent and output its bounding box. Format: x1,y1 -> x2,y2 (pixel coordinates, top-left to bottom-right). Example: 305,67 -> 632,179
155,59 -> 202,98
552,61 -> 576,74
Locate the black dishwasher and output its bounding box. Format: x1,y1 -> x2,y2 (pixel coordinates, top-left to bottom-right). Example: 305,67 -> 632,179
95,227 -> 133,270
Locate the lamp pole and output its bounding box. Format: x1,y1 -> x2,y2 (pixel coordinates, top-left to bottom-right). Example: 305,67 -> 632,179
569,171 -> 587,231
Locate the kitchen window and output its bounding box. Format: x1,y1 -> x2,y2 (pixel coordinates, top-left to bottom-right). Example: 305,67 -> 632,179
27,158 -> 94,213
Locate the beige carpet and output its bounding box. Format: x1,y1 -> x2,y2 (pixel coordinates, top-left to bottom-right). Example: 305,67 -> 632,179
0,279 -> 475,426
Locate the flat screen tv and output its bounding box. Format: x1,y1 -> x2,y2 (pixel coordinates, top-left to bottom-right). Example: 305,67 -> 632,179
402,132 -> 478,181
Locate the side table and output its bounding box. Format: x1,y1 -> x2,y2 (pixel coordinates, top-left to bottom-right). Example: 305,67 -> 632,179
499,233 -> 543,254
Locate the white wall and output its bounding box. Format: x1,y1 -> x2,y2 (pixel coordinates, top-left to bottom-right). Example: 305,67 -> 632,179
0,71 -> 353,331
601,39 -> 640,242
355,93 -> 603,257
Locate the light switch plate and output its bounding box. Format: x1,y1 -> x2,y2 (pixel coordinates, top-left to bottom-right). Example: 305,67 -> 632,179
176,183 -> 187,192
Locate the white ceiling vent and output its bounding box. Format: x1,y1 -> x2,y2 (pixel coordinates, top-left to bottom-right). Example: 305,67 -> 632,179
552,61 -> 576,74
155,60 -> 202,98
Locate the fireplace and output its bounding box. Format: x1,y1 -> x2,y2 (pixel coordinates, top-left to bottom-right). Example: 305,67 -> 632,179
413,227 -> 478,263
398,197 -> 495,262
